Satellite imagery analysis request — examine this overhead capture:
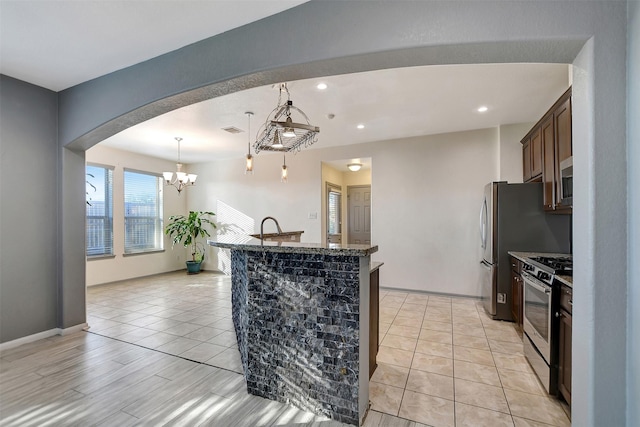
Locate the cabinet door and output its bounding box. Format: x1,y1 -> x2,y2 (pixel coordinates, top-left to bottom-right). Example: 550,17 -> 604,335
530,128 -> 543,179
555,96 -> 572,163
555,96 -> 572,208
541,115 -> 556,211
522,138 -> 532,182
558,310 -> 572,405
511,271 -> 521,331
369,268 -> 380,378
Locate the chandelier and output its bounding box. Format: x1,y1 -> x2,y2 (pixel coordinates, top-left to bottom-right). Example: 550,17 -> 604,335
253,83 -> 320,154
163,137 -> 197,194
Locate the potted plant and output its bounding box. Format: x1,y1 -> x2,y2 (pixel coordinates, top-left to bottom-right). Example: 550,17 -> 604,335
165,211 -> 216,274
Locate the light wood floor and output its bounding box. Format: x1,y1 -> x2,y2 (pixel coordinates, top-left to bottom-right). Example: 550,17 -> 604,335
0,271 -> 421,427
0,331 -> 353,426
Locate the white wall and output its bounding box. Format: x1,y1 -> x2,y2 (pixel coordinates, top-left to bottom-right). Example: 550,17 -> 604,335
190,127 -> 502,297
498,123 -> 533,183
371,128 -> 498,296
85,145 -> 187,286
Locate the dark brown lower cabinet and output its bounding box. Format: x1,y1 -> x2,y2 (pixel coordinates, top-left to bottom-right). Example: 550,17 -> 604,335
558,285 -> 572,406
369,267 -> 380,378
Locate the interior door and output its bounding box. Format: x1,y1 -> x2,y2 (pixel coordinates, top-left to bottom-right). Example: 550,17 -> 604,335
327,183 -> 342,244
348,185 -> 371,244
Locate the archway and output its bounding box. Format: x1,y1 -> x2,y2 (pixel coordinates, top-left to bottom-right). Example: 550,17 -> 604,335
55,3 -> 628,426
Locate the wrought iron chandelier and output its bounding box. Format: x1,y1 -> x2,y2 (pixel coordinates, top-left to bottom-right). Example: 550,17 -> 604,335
254,83 -> 320,154
163,137 -> 197,194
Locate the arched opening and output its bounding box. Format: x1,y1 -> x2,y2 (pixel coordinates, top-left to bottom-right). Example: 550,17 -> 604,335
52,3 -> 630,425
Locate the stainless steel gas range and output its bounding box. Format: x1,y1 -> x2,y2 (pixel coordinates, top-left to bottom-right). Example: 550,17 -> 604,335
521,254 -> 572,395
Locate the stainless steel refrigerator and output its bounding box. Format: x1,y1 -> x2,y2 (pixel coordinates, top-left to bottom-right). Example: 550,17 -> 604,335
479,182 -> 571,321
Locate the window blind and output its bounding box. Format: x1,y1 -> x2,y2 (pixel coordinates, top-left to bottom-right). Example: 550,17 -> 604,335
86,164 -> 114,257
124,169 -> 164,254
328,190 -> 341,234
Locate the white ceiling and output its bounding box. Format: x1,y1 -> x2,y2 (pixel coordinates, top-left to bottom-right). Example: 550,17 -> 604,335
0,0 -> 306,91
1,1 -> 570,165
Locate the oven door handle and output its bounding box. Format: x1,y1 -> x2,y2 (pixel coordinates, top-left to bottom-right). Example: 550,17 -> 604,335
522,272 -> 551,295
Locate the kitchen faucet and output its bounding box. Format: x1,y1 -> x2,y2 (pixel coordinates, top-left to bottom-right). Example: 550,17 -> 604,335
260,216 -> 283,240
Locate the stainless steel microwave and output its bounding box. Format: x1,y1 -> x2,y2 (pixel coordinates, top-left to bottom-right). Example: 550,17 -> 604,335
559,157 -> 573,206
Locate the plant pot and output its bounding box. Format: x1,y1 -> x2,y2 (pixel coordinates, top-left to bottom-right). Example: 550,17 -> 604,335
186,261 -> 202,274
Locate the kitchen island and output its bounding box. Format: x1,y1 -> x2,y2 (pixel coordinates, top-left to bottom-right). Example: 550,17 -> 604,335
208,235 -> 378,426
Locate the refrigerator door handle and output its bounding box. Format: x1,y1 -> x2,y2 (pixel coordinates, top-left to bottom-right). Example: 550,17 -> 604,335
479,199 -> 487,249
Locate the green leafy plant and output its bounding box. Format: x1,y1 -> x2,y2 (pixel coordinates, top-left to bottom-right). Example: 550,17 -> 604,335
165,211 -> 216,262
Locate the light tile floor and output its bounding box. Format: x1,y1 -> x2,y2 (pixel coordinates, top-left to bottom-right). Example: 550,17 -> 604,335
87,271 -> 243,373
371,289 -> 571,427
86,272 -> 571,427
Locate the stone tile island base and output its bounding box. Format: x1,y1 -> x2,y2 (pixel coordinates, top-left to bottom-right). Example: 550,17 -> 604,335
210,237 -> 377,426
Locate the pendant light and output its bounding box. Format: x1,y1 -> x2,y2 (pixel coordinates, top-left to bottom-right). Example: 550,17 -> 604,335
281,154 -> 288,183
245,112 -> 254,174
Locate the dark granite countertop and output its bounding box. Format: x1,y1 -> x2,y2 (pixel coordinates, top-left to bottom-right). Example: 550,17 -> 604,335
249,230 -> 304,238
556,275 -> 573,287
508,251 -> 573,288
208,234 -> 378,257
370,261 -> 384,272
508,251 -> 572,263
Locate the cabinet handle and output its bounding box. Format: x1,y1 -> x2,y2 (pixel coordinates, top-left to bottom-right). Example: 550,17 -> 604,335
555,312 -> 563,318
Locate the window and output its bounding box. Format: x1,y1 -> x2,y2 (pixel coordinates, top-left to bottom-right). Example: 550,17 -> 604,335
328,189 -> 341,234
327,183 -> 342,244
86,164 -> 114,257
124,169 -> 164,254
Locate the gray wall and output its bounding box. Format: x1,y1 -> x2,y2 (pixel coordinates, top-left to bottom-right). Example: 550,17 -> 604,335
0,76 -> 59,342
0,1 -> 635,425
627,1 -> 639,424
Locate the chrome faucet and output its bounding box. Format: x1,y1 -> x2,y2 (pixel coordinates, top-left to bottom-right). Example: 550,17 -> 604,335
260,216 -> 283,240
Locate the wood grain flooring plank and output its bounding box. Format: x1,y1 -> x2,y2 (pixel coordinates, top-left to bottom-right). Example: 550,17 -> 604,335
57,374 -> 170,426
34,339 -> 131,377
94,410 -> 140,427
0,359 -> 122,411
0,389 -> 85,427
72,350 -> 167,395
121,363 -> 218,419
132,370 -> 237,426
153,356 -> 200,380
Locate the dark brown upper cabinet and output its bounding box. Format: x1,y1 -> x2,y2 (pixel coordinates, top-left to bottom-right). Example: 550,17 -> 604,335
522,87 -> 572,213
522,137 -> 532,182
530,128 -> 543,180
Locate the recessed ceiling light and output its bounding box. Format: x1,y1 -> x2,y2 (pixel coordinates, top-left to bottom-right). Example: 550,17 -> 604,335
477,106 -> 489,113
317,83 -> 327,90
357,124 -> 365,129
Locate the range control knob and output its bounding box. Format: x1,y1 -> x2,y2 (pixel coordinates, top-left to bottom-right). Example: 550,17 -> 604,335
538,272 -> 550,281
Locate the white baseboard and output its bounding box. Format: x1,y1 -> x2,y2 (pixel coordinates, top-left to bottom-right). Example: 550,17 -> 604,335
0,323 -> 88,352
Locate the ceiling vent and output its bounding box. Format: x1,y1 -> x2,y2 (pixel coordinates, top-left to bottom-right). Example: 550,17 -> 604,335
222,126 -> 243,134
